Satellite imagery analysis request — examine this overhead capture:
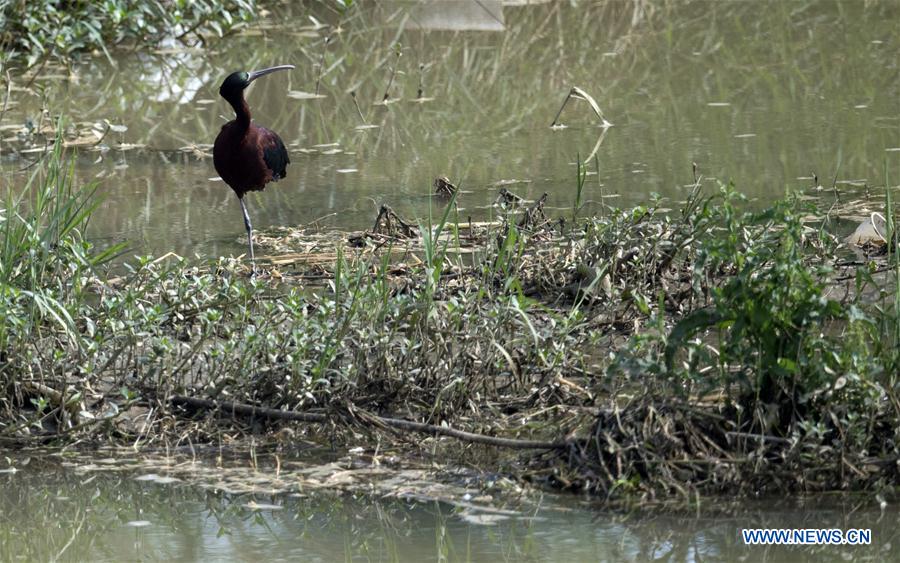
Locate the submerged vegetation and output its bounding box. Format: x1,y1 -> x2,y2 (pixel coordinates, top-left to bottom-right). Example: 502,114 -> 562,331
2,131 -> 899,501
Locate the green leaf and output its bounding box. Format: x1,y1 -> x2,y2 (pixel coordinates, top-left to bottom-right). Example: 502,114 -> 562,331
664,308 -> 724,370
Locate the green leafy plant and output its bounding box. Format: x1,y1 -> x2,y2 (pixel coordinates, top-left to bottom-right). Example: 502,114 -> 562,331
0,0 -> 258,68
650,189 -> 841,400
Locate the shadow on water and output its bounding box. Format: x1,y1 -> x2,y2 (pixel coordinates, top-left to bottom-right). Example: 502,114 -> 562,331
0,0 -> 898,259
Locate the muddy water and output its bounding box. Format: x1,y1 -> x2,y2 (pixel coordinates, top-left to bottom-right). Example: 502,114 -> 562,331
0,456 -> 894,562
1,0 -> 897,258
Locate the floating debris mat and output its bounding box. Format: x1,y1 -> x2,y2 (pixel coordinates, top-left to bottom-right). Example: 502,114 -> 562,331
254,220 -> 515,269
251,194 -> 561,283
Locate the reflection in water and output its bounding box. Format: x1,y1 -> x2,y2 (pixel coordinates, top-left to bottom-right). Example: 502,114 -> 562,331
0,459 -> 895,562
0,1 -> 897,259
405,1 -> 505,32
144,40 -> 213,105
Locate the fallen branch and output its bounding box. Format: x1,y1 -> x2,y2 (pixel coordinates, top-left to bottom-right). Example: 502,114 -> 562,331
518,192 -> 549,230
170,395 -> 567,450
372,204 -> 417,238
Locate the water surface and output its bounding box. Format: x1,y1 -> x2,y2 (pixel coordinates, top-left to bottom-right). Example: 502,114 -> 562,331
1,0 -> 897,257
0,456 -> 894,562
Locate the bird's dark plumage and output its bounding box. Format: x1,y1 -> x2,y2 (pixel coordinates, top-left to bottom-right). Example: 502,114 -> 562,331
212,65 -> 295,268
213,123 -> 289,198
263,131 -> 289,181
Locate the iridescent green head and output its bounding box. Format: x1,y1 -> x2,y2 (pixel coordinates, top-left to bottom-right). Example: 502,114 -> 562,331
219,65 -> 295,104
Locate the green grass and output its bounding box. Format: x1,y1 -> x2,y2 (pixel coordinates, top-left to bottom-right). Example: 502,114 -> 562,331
0,123 -> 123,352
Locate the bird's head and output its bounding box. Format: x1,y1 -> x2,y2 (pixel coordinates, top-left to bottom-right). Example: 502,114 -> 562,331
219,65 -> 295,103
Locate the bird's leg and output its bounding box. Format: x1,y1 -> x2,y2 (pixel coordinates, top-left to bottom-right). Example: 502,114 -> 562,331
238,196 -> 257,275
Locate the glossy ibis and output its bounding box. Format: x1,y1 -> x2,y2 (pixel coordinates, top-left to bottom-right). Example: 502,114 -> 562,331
213,65 -> 294,270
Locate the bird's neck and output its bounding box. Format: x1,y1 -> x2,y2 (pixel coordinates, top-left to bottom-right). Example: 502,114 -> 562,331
228,94 -> 252,129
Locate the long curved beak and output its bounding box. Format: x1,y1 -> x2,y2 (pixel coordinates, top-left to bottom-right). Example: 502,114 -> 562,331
248,65 -> 295,83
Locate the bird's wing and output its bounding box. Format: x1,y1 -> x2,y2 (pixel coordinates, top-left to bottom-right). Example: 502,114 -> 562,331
260,128 -> 290,181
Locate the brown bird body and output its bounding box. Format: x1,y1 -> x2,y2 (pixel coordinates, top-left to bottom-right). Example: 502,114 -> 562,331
214,124 -> 286,197
213,65 -> 294,269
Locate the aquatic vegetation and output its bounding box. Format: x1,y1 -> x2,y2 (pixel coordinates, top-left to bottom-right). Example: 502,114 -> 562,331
2,130 -> 899,501
0,127 -> 124,361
